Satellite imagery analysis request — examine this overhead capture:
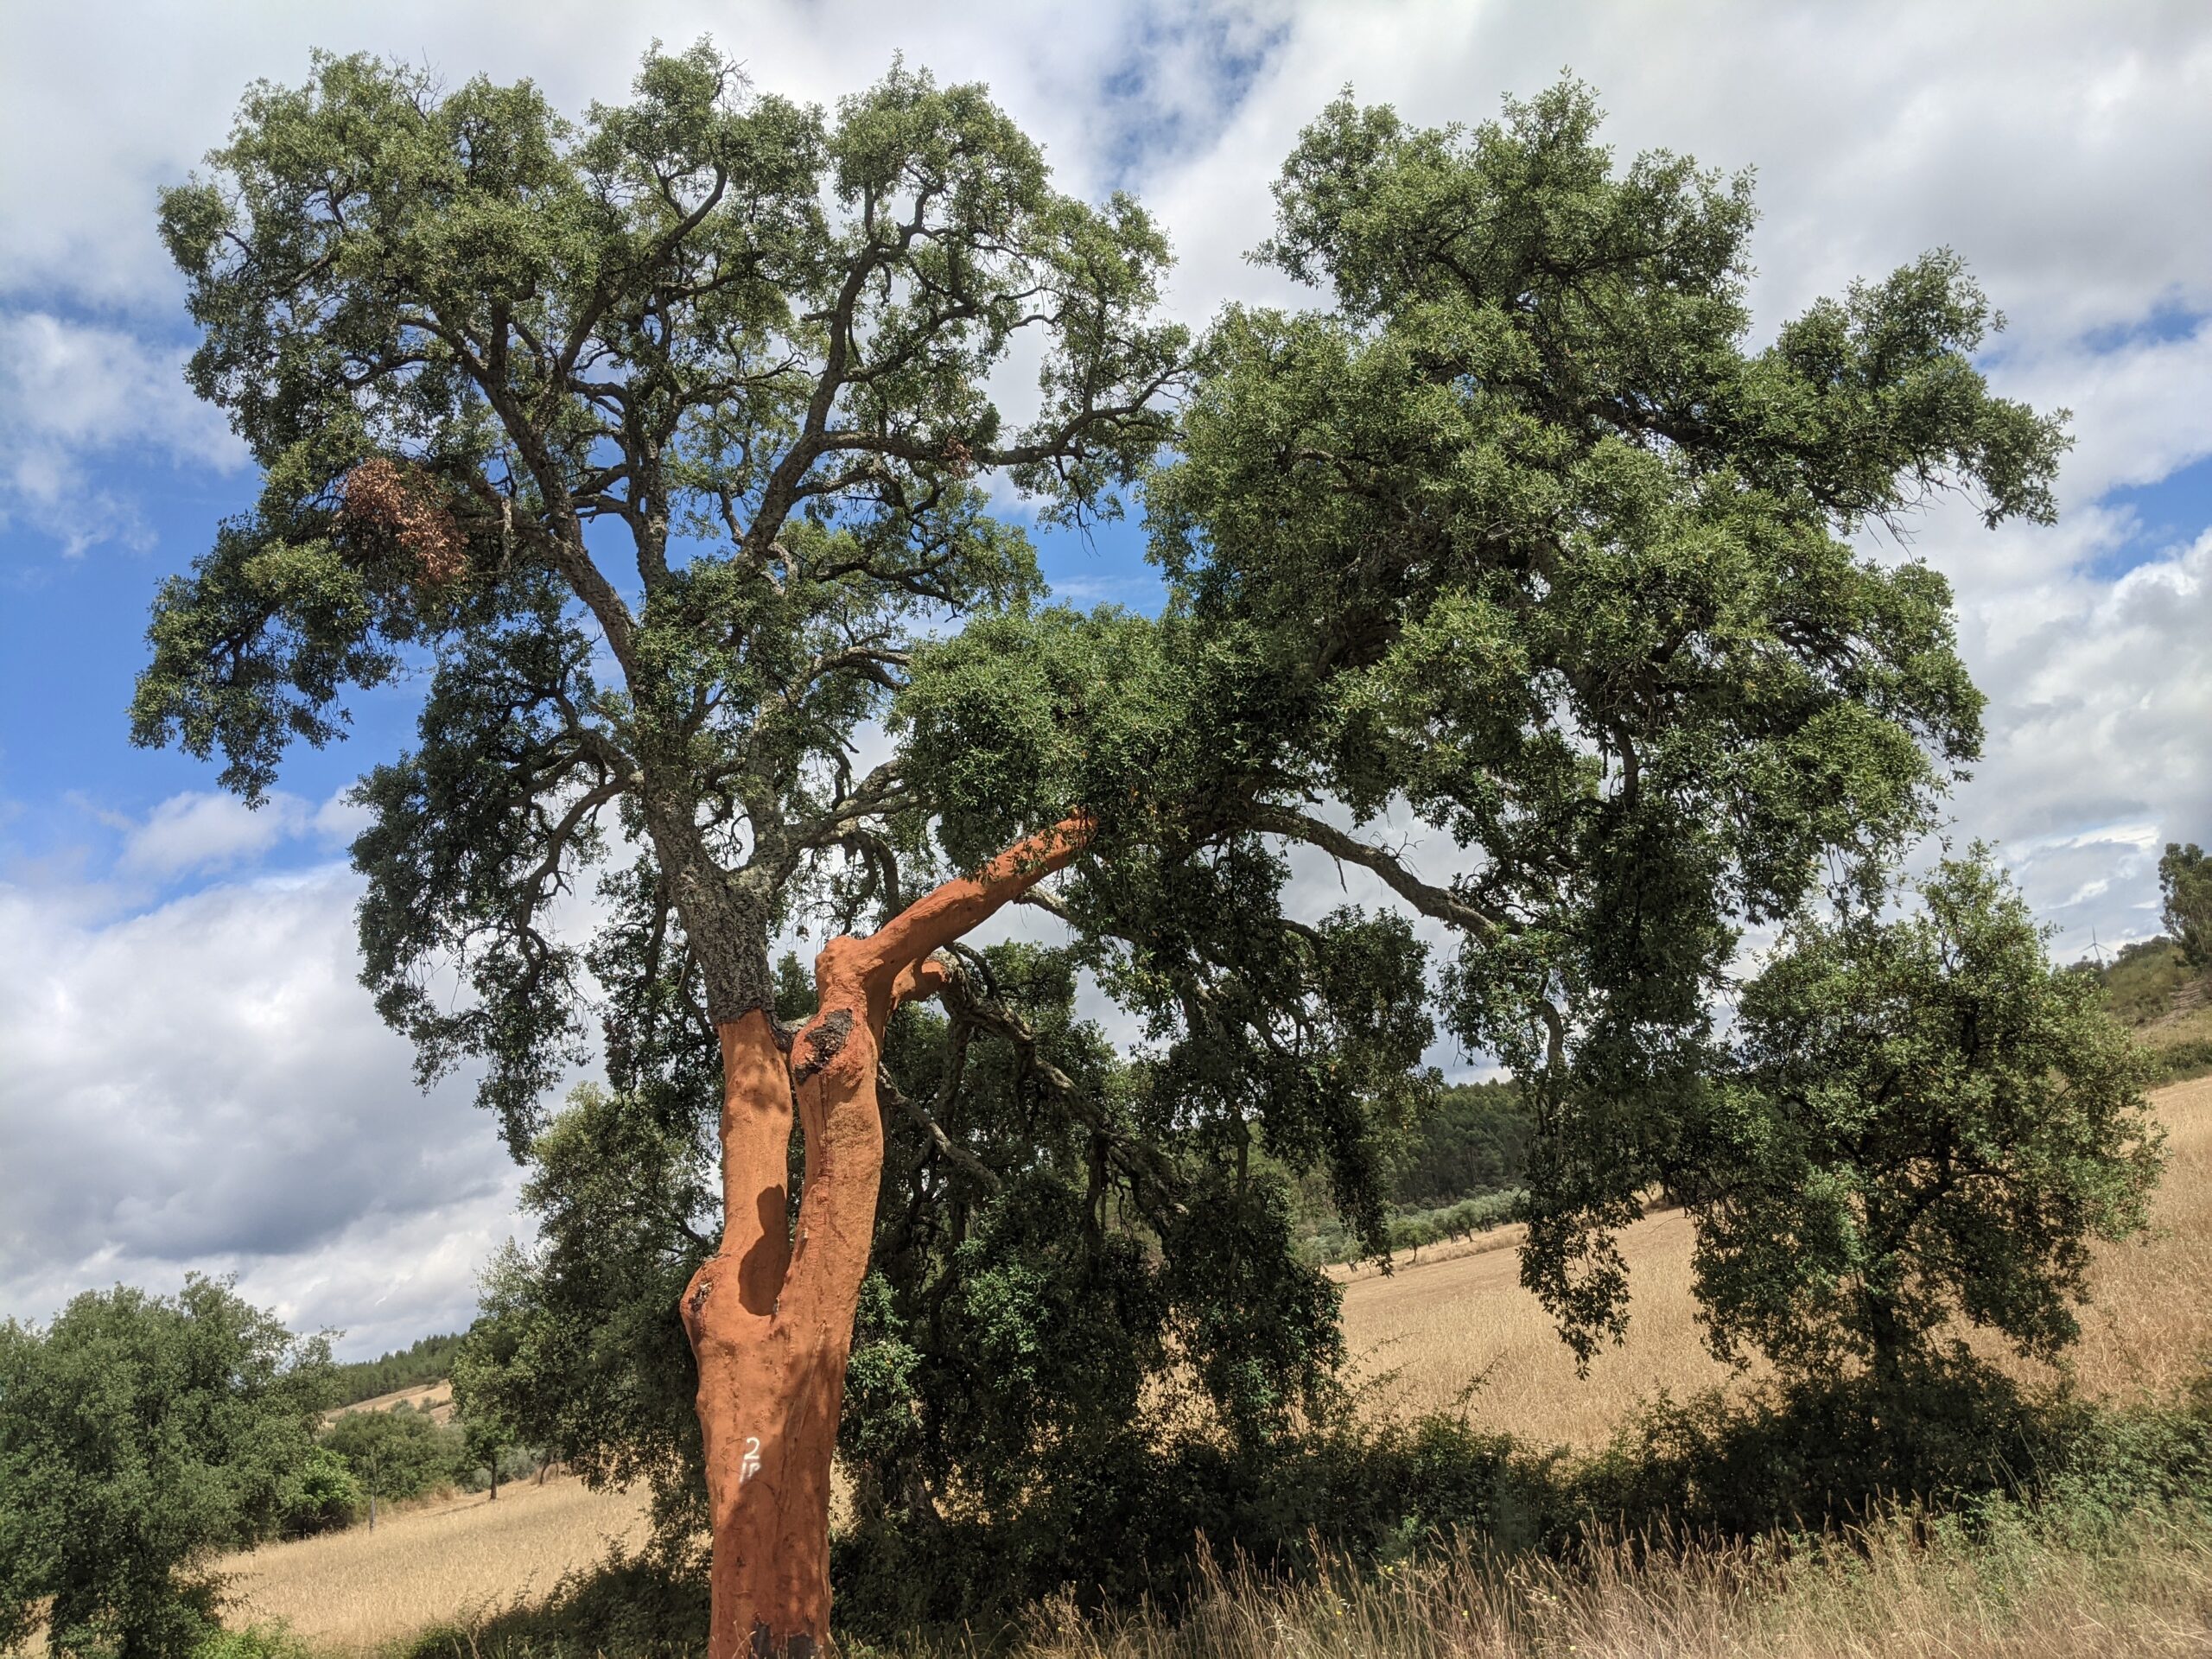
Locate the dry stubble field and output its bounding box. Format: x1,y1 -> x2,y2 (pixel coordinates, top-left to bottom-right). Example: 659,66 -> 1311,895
1338,1071 -> 2212,1438
216,1076 -> 2212,1649
219,1473 -> 651,1651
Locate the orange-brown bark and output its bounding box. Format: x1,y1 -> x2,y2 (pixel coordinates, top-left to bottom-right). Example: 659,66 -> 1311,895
682,819 -> 1089,1657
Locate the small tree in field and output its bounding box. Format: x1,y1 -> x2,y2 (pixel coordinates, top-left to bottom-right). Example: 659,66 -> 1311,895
2161,841 -> 2212,968
0,1277 -> 330,1659
1680,852 -> 2164,1384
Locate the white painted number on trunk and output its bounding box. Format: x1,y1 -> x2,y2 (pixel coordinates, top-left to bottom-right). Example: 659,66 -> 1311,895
740,1436 -> 762,1485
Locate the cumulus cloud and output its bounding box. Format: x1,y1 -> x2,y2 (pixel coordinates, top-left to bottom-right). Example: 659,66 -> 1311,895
0,866 -> 521,1354
0,309 -> 245,556
1948,523 -> 2212,954
111,787 -> 365,878
1147,3 -> 2212,339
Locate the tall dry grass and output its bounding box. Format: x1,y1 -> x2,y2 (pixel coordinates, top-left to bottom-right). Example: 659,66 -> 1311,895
1014,1507 -> 2212,1659
218,1474 -> 649,1652
1338,1075 -> 2212,1444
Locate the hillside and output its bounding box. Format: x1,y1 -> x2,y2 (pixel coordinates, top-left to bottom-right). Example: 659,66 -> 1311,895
2085,937 -> 2212,1079
321,1379 -> 454,1428
214,1074 -> 2212,1651
328,1333 -> 465,1408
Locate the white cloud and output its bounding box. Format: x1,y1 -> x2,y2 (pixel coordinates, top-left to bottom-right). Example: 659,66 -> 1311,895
0,867 -> 520,1355
1948,524 -> 2212,957
1990,320 -> 2212,505
121,791 -> 308,876
116,787 -> 362,878
1150,3 -> 2212,340
0,309 -> 245,556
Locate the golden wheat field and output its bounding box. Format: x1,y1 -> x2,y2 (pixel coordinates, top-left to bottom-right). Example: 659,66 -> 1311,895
218,1474 -> 650,1650
211,1076 -> 2212,1650
1337,1071 -> 2212,1440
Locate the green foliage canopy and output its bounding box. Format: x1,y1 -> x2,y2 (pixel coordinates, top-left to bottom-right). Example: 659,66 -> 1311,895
1392,1082 -> 1533,1208
136,42 -> 1185,1140
2162,842 -> 2212,968
900,81 -> 2068,1357
319,1406 -> 467,1504
0,1278 -> 331,1659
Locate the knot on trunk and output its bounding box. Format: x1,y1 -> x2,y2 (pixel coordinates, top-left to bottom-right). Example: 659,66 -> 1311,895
790,1007 -> 855,1085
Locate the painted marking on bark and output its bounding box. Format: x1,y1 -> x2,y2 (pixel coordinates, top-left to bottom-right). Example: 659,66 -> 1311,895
739,1435 -> 762,1485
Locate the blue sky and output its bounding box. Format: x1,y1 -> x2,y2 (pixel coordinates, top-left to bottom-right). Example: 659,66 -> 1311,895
4,0 -> 2211,1354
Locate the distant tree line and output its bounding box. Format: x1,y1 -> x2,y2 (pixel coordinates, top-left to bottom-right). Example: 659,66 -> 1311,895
1297,1082 -> 1535,1264
327,1332 -> 466,1408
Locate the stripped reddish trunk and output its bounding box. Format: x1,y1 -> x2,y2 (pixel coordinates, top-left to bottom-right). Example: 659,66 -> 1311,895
681,820 -> 1089,1657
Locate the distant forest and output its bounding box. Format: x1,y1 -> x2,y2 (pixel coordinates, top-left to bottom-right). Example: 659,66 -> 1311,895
330,1332 -> 465,1406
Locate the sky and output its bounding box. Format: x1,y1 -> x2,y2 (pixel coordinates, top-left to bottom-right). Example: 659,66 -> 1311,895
3,0 -> 2210,1356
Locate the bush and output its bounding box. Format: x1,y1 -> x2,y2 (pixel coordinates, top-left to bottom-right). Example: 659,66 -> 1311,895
277,1446 -> 362,1536
830,1351 -> 2212,1640
193,1624 -> 317,1659
0,1277 -> 331,1659
320,1404 -> 470,1503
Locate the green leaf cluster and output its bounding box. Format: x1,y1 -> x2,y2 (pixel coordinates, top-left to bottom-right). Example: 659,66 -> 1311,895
318,1405 -> 468,1503
2161,841 -> 2212,968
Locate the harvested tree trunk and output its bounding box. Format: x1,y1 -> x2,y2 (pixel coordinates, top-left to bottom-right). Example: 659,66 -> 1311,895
681,821 -> 1089,1658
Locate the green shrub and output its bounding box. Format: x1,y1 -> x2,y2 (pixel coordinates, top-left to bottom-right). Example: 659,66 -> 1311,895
278,1446 -> 362,1536
0,1277 -> 331,1659
193,1624 -> 317,1659
2151,1037 -> 2212,1084
830,1353 -> 2212,1639
320,1405 -> 469,1503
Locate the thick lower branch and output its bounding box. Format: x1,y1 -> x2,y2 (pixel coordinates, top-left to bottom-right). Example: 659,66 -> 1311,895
878,1063 -> 1002,1192
1246,801 -> 1504,938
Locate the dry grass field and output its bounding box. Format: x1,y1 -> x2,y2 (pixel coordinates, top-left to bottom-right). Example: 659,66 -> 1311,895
1337,1072 -> 2212,1441
206,1076 -> 2212,1650
1020,1515 -> 2212,1659
1336,1208 -> 1734,1444
324,1379 -> 454,1426
217,1474 -> 649,1651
